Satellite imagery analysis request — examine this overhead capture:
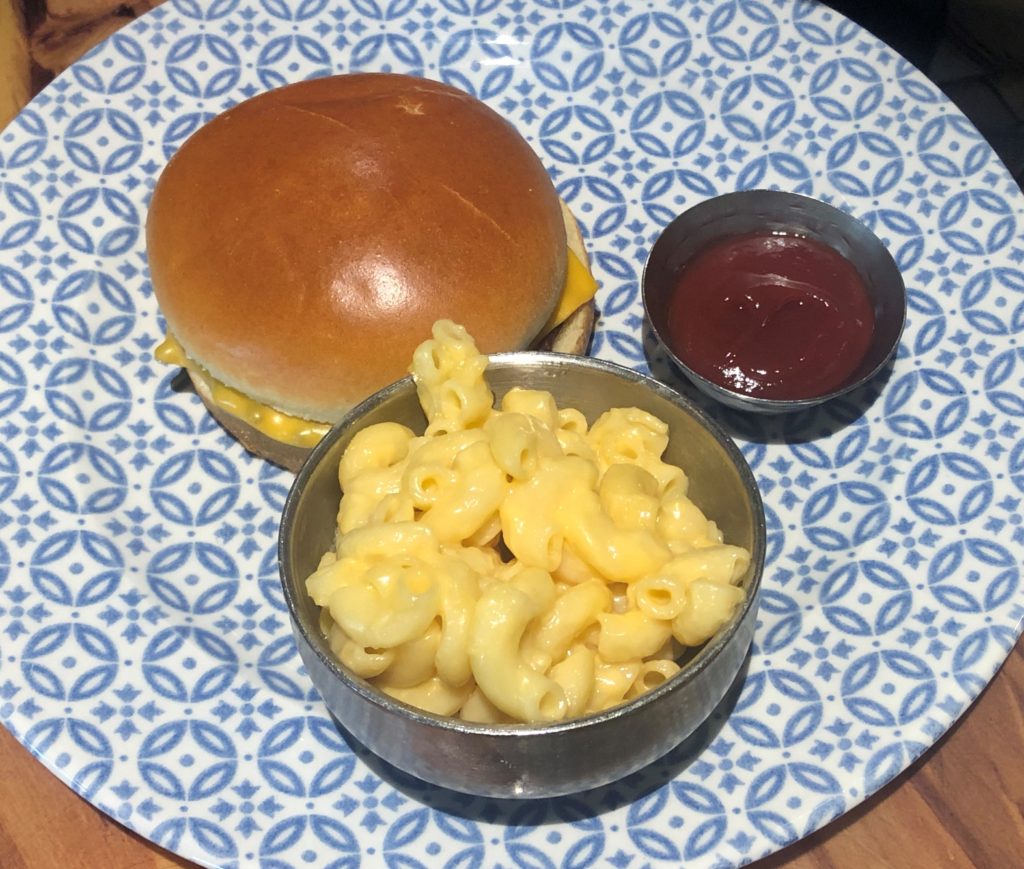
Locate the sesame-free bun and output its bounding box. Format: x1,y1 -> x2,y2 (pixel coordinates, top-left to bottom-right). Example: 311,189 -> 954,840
539,201 -> 596,356
147,73 -> 574,424
186,200 -> 596,473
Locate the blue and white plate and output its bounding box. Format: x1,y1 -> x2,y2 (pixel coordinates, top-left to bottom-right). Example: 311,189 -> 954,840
1,0 -> 1022,866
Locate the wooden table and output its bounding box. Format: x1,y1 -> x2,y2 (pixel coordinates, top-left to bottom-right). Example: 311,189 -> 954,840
2,3 -> 1024,868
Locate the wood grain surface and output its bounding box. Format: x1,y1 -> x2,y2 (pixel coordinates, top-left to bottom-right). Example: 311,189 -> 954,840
0,0 -> 31,130
1,3 -> 1023,868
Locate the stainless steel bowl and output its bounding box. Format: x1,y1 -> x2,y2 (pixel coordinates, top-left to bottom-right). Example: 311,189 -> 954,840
279,352 -> 765,798
643,189 -> 907,413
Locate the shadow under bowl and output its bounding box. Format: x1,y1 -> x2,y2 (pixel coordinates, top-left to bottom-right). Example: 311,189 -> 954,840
642,189 -> 907,413
278,352 -> 766,798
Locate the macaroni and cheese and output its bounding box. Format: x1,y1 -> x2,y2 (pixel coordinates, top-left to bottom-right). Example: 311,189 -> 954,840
305,321 -> 750,724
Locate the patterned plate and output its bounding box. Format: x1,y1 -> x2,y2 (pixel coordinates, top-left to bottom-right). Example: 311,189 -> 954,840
1,0 -> 1022,866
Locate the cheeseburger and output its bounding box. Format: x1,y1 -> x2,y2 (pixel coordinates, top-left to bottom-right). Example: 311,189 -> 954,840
147,73 -> 598,471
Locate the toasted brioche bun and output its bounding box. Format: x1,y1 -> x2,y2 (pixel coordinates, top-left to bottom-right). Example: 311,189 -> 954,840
536,201 -> 596,355
148,73 -> 575,420
188,201 -> 596,472
148,73 -> 598,469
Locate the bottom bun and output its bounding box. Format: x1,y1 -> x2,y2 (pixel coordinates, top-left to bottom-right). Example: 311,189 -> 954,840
537,298 -> 596,355
190,373 -> 314,472
193,298 -> 598,473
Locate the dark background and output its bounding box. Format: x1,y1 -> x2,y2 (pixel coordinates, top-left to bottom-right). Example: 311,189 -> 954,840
825,0 -> 1024,188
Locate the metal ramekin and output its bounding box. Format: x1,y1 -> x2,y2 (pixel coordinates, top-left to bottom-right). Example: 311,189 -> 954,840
279,352 -> 765,798
643,189 -> 907,413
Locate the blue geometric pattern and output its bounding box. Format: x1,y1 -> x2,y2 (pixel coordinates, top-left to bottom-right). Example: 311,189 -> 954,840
1,0 -> 1023,867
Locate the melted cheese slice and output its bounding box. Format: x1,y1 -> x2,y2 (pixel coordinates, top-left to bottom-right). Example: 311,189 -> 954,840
542,248 -> 600,336
155,248 -> 599,448
155,333 -> 331,448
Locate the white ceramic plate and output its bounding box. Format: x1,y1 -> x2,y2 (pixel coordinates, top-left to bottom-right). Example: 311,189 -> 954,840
1,0 -> 1022,867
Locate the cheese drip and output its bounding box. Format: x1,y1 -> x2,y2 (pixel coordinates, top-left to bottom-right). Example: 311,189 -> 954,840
542,248 -> 599,336
154,334 -> 331,448
154,248 -> 599,448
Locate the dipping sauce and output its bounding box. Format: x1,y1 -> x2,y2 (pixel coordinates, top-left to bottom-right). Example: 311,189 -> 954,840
666,232 -> 876,400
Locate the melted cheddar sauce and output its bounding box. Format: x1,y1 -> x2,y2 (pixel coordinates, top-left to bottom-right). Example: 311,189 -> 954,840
155,248 -> 599,449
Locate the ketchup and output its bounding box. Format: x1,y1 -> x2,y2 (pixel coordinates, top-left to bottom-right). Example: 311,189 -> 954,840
665,232 -> 875,400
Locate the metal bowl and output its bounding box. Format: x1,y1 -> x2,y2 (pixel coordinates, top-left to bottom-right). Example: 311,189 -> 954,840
279,352 -> 765,798
643,189 -> 907,413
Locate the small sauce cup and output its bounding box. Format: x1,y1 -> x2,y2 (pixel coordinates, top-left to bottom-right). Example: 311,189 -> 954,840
642,189 -> 907,413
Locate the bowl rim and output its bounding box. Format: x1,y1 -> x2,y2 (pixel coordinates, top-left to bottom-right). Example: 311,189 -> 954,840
278,351 -> 766,737
641,188 -> 908,411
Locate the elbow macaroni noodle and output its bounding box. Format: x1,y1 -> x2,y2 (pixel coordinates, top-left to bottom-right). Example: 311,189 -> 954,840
305,321 -> 750,724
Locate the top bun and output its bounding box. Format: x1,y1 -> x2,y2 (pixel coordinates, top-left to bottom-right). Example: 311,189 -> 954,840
146,73 -> 568,422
